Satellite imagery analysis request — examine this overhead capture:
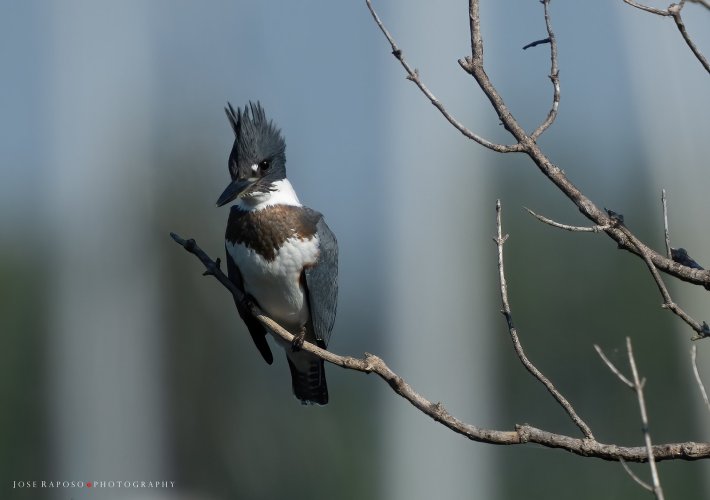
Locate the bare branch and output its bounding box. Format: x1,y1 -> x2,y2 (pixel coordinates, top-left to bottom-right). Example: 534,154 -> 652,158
529,202 -> 710,334
594,344 -> 634,389
622,0 -> 671,16
626,337 -> 665,500
530,0 -> 561,141
368,0 -> 710,297
459,0 -> 531,142
596,340 -> 665,498
622,0 -> 710,74
364,0 -> 523,153
618,225 -> 710,340
668,3 -> 710,73
661,190 -> 671,259
496,201 -> 594,439
525,207 -> 610,233
691,345 -> 710,414
620,459 -> 654,492
170,231 -> 710,463
528,198 -> 707,339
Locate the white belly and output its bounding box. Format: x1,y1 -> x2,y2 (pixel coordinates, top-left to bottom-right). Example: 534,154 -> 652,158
227,236 -> 320,332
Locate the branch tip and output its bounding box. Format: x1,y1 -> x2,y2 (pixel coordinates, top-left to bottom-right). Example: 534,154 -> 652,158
458,56 -> 474,73
690,345 -> 710,414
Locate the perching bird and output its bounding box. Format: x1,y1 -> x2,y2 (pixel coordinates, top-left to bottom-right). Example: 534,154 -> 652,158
216,101 -> 338,405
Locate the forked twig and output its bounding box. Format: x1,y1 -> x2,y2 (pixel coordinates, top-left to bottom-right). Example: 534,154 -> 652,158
530,0 -> 561,140
618,225 -> 709,340
595,340 -> 665,499
496,201 -> 594,439
364,0 -> 522,153
526,197 -> 708,339
622,0 -> 710,73
625,338 -> 665,500
669,3 -> 710,74
368,0 -> 710,294
593,345 -> 634,389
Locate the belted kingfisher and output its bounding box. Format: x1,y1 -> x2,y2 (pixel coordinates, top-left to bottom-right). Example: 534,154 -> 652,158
216,101 -> 338,405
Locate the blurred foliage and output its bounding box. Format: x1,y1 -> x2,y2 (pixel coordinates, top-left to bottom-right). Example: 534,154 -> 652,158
0,246 -> 50,488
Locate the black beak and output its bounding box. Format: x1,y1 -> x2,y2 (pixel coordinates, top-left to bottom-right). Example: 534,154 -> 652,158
216,178 -> 254,207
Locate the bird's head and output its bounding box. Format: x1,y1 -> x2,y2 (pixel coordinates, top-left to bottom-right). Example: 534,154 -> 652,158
216,101 -> 287,207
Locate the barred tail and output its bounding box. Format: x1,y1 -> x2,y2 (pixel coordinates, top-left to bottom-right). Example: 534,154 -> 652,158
286,352 -> 328,405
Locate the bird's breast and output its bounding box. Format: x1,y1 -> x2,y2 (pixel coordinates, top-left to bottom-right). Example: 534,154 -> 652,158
227,235 -> 320,330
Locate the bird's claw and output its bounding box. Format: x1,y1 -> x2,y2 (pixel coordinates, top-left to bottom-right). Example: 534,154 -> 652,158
291,329 -> 306,352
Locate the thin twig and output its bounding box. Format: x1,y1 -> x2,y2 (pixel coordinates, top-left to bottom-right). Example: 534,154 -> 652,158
496,201 -> 594,439
596,341 -> 665,498
531,0 -> 561,140
459,0 -> 532,142
626,337 -> 665,500
661,190 -> 671,259
618,225 -> 710,340
170,231 -> 710,462
622,0 -> 710,74
594,345 -> 634,389
691,345 -> 710,414
364,0 -> 522,153
369,0 -> 710,294
528,198 -> 708,338
620,458 -> 654,492
525,207 -> 610,233
668,3 -> 710,73
459,0 -> 710,288
622,0 -> 671,15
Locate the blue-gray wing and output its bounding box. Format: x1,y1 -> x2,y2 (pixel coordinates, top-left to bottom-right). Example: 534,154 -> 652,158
303,213 -> 338,348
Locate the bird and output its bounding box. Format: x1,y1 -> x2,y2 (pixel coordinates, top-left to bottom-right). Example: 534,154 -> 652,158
216,101 -> 338,405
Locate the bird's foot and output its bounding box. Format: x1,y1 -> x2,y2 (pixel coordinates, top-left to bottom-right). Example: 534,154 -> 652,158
291,328 -> 306,352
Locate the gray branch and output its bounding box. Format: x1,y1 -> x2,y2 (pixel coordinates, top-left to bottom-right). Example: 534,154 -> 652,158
595,340 -> 665,498
625,337 -> 665,500
170,230 -> 710,463
496,201 -> 594,439
622,0 -> 710,74
366,0 -> 710,338
364,0 -> 523,153
530,0 -> 561,141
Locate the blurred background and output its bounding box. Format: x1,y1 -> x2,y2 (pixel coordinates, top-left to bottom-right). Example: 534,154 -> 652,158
1,1 -> 709,498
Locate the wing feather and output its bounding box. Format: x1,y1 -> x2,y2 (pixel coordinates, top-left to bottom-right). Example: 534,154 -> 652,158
303,212 -> 338,348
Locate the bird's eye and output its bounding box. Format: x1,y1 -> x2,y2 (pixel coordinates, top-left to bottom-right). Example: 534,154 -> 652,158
259,160 -> 270,171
